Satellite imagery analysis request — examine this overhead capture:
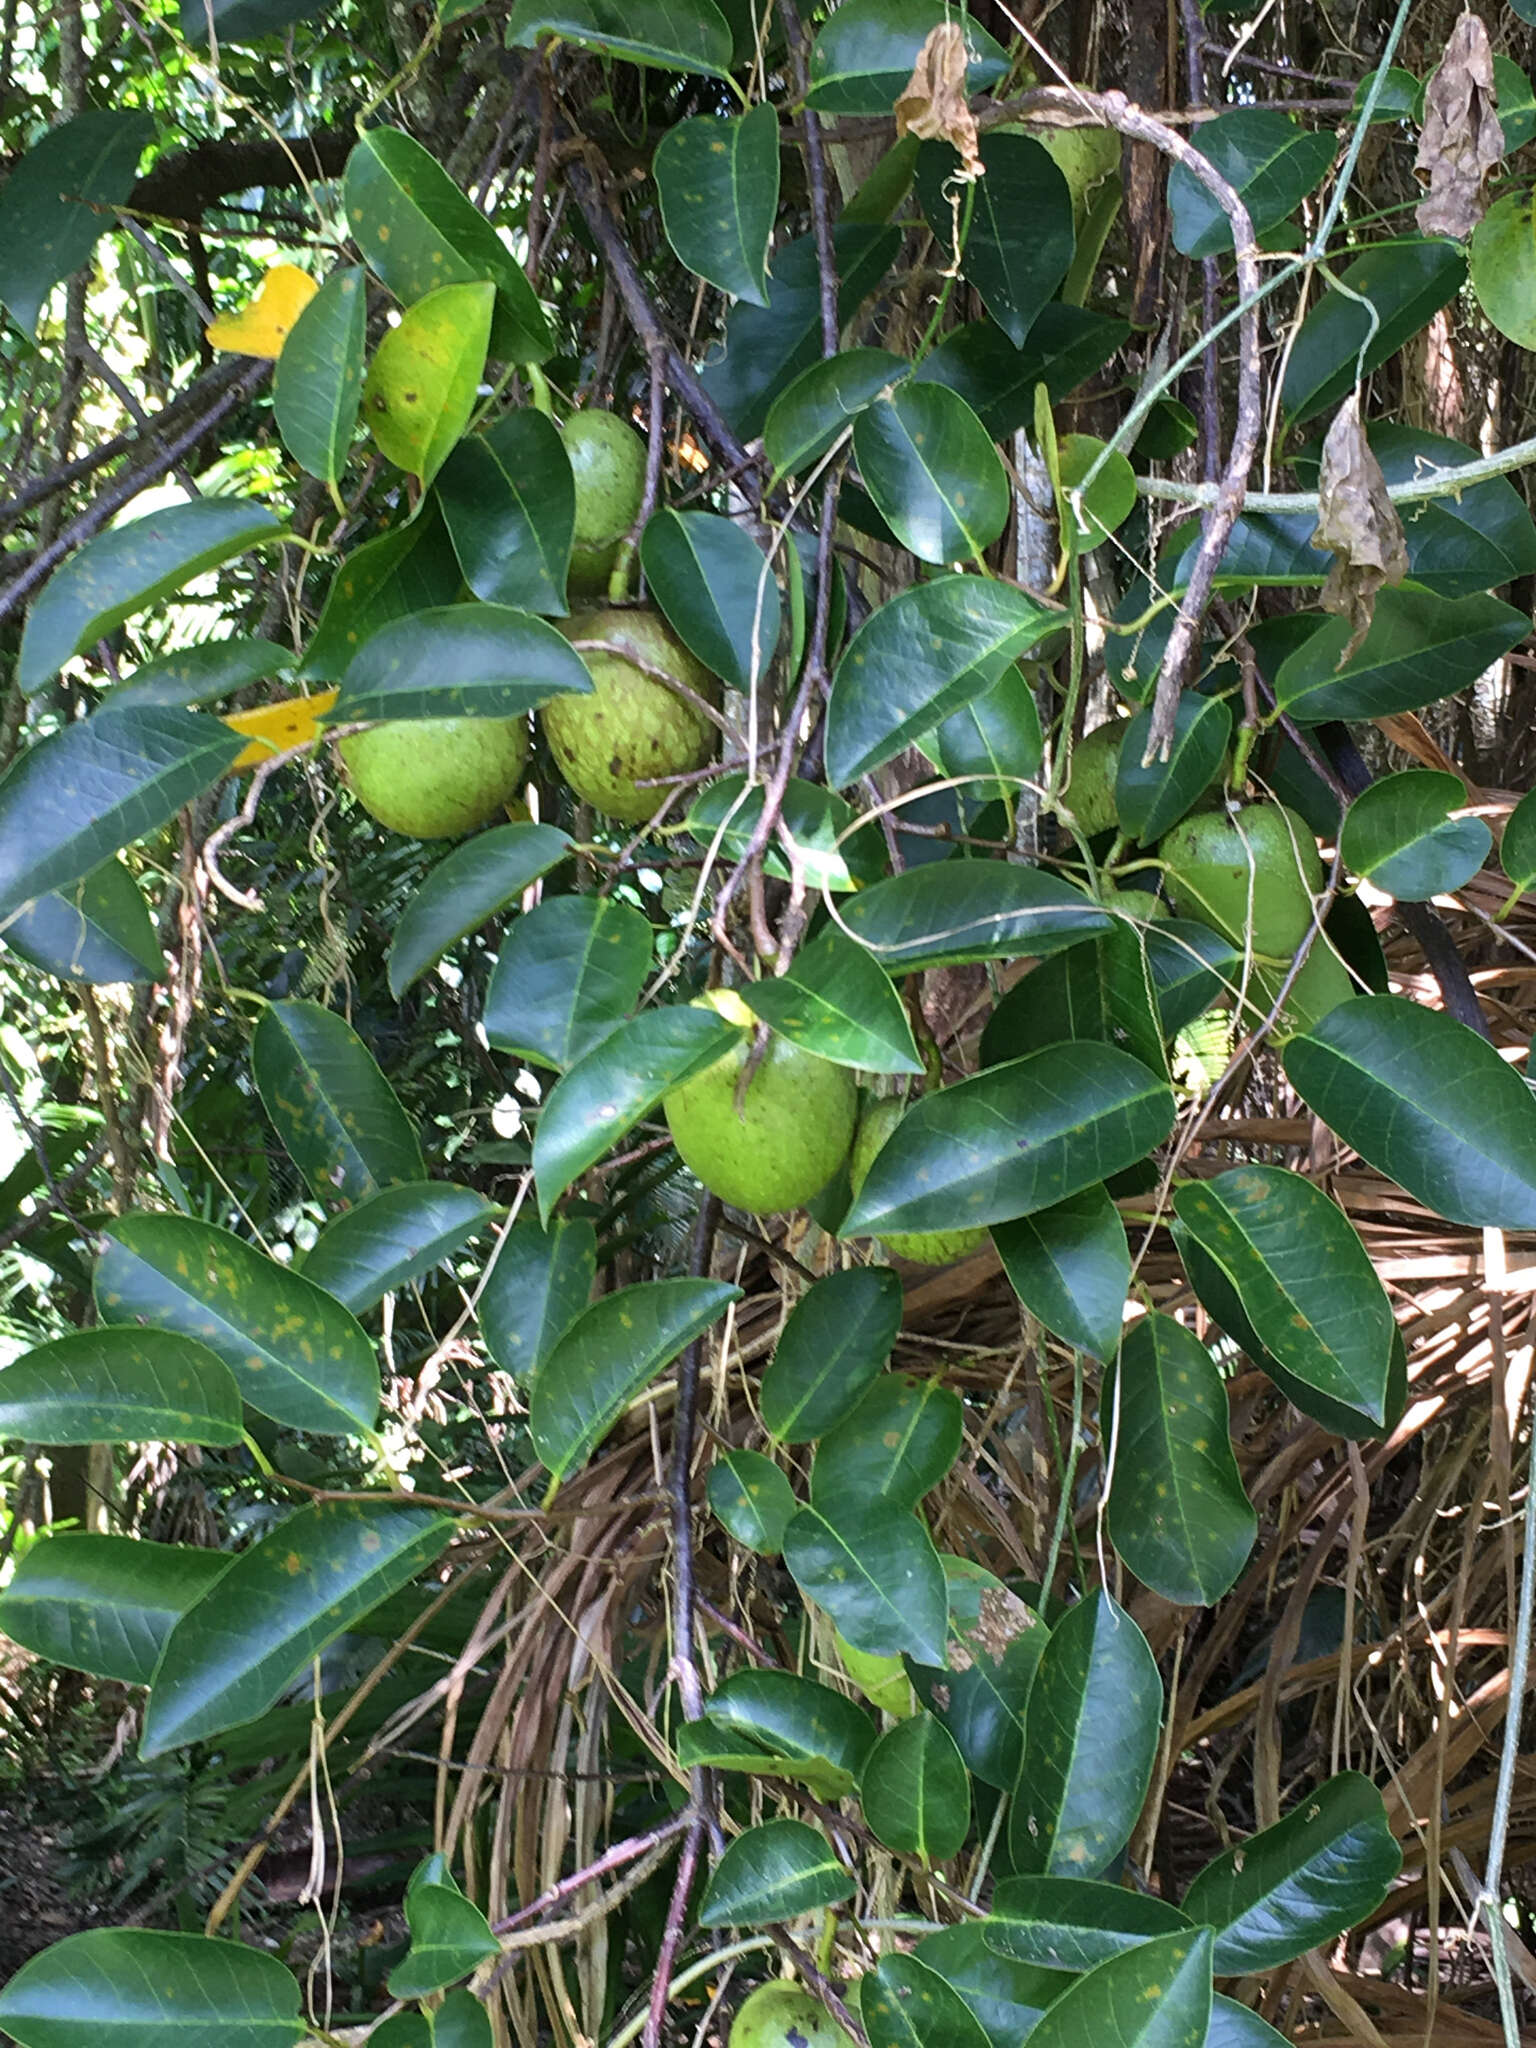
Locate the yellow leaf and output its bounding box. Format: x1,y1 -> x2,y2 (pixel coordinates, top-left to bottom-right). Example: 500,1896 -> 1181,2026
223,689 -> 339,770
206,265 -> 320,359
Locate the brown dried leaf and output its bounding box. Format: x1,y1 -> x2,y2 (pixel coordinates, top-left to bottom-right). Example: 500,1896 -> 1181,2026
1415,11 -> 1504,240
894,21 -> 983,181
1311,394 -> 1409,664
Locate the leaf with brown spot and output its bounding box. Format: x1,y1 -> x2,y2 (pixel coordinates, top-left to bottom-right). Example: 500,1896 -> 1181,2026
1310,396 -> 1409,663
895,22 -> 983,181
1415,11 -> 1504,241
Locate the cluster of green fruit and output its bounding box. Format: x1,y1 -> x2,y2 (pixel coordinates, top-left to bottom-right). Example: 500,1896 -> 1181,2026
341,411 -> 719,837
1065,717 -> 1351,1034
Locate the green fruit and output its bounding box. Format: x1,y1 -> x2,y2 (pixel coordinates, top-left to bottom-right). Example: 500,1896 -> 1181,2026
663,989 -> 857,1214
730,1984 -> 852,2048
340,715 -> 529,839
564,410 -> 647,597
1060,718 -> 1130,837
849,1097 -> 988,1267
547,607 -> 720,823
1161,802 -> 1323,958
1253,935 -> 1354,1035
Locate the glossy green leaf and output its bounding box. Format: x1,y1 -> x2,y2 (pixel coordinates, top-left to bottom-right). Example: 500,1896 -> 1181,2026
0,112 -> 154,340
853,382 -> 1008,566
362,280 -> 493,489
686,775 -> 883,894
992,1185 -> 1131,1363
482,893 -> 653,1068
699,1669 -> 877,1791
1169,109 -> 1334,258
1340,768 -> 1490,900
1104,1313 -> 1256,1605
479,1213 -> 594,1381
1177,1231 -> 1409,1441
825,574 -> 1057,787
181,0 -> 330,42
925,660 -> 1044,805
1009,1590 -> 1162,1878
1502,785 -> 1536,900
641,510 -> 781,690
0,1928 -> 304,2048
811,1373 -> 963,1509
740,925 -> 921,1074
530,1278 -> 740,1484
0,1327 -> 243,1447
979,921 -> 1165,1080
707,1448 -> 797,1554
387,821 -> 573,996
696,1819 -> 853,1927
654,104 -> 779,305
783,1500 -> 949,1663
507,0 -> 733,73
1285,994 -> 1536,1227
1056,433 -> 1138,550
299,509 -> 462,681
1206,1999 -> 1290,2048
95,1213 -> 379,1437
1288,424 -> 1536,599
435,1991 -> 493,2048
300,1182 -> 495,1313
907,1560 -> 1047,1791
1270,589 -> 1528,724
844,1044 -> 1175,1239
1182,1771 -> 1401,1972
1145,920 -> 1241,1039
914,1921 -> 1066,2048
863,1954 -> 991,2048
4,859 -> 164,985
988,1877 -> 1193,1972
436,410 -> 575,616
1115,696 -> 1231,847
343,128 -> 551,363
861,1711 -> 970,1862
273,265 -> 366,485
532,1003 -> 743,1214
19,503 -> 285,694
0,1534 -> 231,1686
1470,190 -> 1536,347
917,133 -> 1075,347
388,1855 -> 499,1998
765,348 -> 910,479
916,307 -> 1131,441
808,0 -> 1007,114
842,863 -> 1111,973
366,2014 -> 431,2048
1024,1931 -> 1213,2048
760,1266 -> 903,1442
113,637 -> 296,710
1172,1166 -> 1394,1420
252,999 -> 424,1205
0,706 -> 242,927
1281,237 -> 1466,425
141,1498 -> 452,1756
700,226 -> 901,442
1495,53 -> 1536,150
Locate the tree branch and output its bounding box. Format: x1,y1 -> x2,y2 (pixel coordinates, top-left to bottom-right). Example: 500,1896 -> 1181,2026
125,129 -> 353,220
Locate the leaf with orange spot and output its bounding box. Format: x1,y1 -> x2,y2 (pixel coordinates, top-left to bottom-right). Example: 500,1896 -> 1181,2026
362,279 -> 494,488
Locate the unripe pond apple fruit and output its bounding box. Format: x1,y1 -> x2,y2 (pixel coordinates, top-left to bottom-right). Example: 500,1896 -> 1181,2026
340,715 -> 529,839
564,410 -> 647,597
663,989 -> 856,1214
729,1984 -> 852,2048
547,607 -> 720,823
